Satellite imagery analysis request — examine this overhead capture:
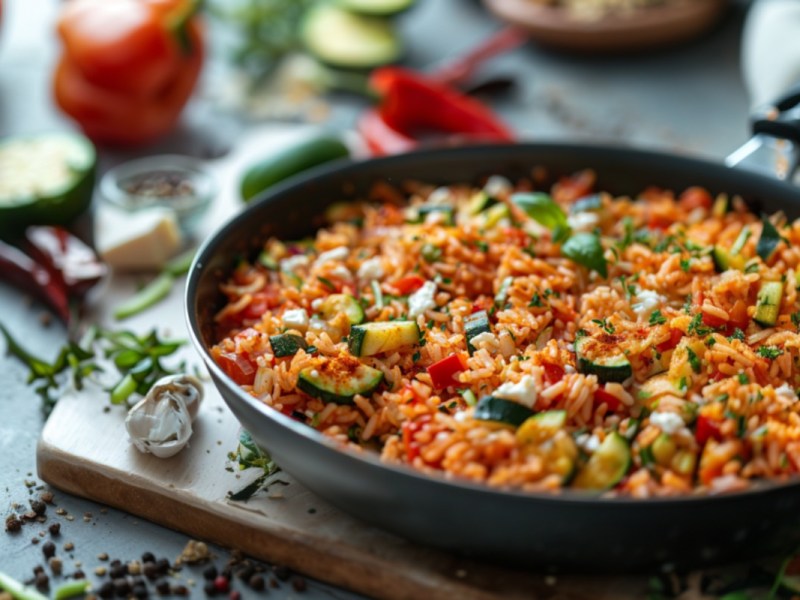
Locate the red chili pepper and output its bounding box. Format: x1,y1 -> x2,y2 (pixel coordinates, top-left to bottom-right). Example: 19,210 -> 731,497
595,386 -> 622,412
392,274 -> 426,295
24,226 -> 107,298
427,353 -> 467,389
0,238 -> 71,323
358,67 -> 514,156
695,414 -> 723,446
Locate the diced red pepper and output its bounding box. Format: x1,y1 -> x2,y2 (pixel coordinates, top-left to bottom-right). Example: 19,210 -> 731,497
701,311 -> 727,329
695,414 -> 723,446
402,414 -> 431,463
542,362 -> 564,386
216,351 -> 256,386
657,328 -> 683,352
727,300 -> 749,333
393,274 -> 425,295
647,213 -> 674,231
427,353 -> 466,389
595,386 -> 622,412
678,187 -> 713,212
240,290 -> 281,321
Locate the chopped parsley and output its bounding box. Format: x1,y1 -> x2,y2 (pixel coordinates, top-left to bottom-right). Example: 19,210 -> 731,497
728,328 -> 746,342
316,276 -> 336,291
649,310 -> 667,326
757,346 -> 783,359
529,293 -> 543,308
475,241 -> 489,253
592,318 -> 615,335
687,347 -> 701,373
680,258 -> 691,272
687,313 -> 713,336
738,373 -> 750,385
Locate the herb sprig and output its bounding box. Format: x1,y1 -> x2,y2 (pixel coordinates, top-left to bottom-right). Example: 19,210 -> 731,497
0,324 -> 185,414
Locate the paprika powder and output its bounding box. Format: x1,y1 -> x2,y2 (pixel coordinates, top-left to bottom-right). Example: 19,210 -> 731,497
53,0 -> 204,146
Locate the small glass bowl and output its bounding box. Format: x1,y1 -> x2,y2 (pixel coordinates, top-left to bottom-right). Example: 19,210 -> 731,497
100,155 -> 216,237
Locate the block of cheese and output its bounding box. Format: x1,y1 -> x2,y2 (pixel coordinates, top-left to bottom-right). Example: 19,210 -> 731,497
95,205 -> 183,272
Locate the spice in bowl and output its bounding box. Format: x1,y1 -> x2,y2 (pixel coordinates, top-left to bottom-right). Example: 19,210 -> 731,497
100,155 -> 216,237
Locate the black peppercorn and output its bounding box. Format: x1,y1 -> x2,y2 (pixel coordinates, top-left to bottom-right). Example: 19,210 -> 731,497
172,584 -> 189,596
141,551 -> 155,563
248,574 -> 265,591
30,500 -> 46,516
292,577 -> 307,592
133,583 -> 149,599
48,522 -> 61,537
154,579 -> 170,595
109,564 -> 126,580
203,581 -> 217,596
273,565 -> 290,581
73,569 -> 85,580
42,541 -> 56,559
5,515 -> 22,533
113,578 -> 131,598
156,558 -> 170,575
203,565 -> 218,581
143,562 -> 158,580
98,581 -> 114,599
235,566 -> 254,582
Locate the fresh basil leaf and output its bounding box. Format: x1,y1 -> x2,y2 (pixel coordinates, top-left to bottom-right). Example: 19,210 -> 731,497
561,233 -> 608,278
757,217 -> 781,262
512,192 -> 569,234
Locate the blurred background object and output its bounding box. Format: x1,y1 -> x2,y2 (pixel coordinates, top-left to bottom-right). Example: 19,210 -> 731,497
483,0 -> 729,52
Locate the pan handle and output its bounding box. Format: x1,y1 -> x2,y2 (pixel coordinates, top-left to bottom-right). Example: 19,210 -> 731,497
725,83 -> 800,180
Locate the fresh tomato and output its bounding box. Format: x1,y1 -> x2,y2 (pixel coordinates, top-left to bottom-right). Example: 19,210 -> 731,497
678,186 -> 713,212
701,311 -> 727,329
427,354 -> 466,389
240,291 -> 281,321
393,274 -> 425,295
542,362 -> 564,386
402,415 -> 431,463
216,351 -> 256,386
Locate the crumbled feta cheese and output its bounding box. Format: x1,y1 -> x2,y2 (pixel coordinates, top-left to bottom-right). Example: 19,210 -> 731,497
280,254 -> 309,273
566,211 -> 600,232
469,331 -> 497,349
775,383 -> 797,400
357,257 -> 384,280
454,411 -> 469,423
282,308 -> 308,329
494,375 -> 538,408
483,175 -> 512,198
314,246 -> 348,267
632,289 -> 665,318
408,280 -> 437,317
311,298 -> 323,310
329,265 -> 352,280
427,186 -> 452,205
310,369 -> 319,379
650,411 -> 685,434
575,433 -> 600,452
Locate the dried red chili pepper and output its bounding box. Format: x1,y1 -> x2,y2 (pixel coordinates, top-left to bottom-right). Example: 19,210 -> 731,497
358,67 -> 514,156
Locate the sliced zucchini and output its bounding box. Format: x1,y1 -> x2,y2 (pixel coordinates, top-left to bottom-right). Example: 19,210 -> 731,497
571,194 -> 603,213
418,205 -> 455,226
319,293 -> 365,325
494,276 -> 513,307
754,280 -> 784,327
711,194 -> 729,218
757,217 -> 781,262
575,335 -> 633,383
481,203 -> 510,228
474,396 -> 535,427
572,432 -> 631,490
270,334 -> 308,358
338,0 -> 416,16
516,410 -> 567,444
465,190 -> 497,216
301,4 -> 402,69
464,310 -> 491,355
297,363 -> 383,404
729,224 -> 751,256
348,320 -> 419,356
711,246 -> 745,272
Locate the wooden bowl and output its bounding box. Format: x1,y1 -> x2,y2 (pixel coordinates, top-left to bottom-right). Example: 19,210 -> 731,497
482,0 -> 729,53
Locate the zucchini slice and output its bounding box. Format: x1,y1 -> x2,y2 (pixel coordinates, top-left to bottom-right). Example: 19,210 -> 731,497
575,335 -> 633,383
572,432 -> 631,490
474,396 -> 535,427
338,0 -> 416,16
464,190 -> 497,216
319,293 -> 365,325
481,203 -> 510,228
711,246 -> 745,272
297,363 -> 383,404
348,321 -> 419,356
754,280 -> 783,327
416,205 -> 455,225
301,4 -> 402,69
464,310 -> 491,355
269,334 -> 308,358
516,410 -> 567,444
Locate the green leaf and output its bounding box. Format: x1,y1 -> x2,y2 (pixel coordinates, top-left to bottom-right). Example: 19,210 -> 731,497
757,217 -> 781,262
512,193 -> 569,239
561,233 -> 608,278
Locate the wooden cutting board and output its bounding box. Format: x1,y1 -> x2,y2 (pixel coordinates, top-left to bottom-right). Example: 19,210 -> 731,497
37,380 -> 652,600
35,125 -> 650,599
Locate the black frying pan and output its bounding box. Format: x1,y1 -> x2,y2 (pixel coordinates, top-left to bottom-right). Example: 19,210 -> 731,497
187,97 -> 800,572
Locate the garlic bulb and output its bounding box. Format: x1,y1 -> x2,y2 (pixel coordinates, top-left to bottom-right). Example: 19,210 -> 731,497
125,374 -> 204,458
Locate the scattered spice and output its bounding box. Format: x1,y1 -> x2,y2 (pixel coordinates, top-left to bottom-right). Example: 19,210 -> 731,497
48,522 -> 61,537
42,541 -> 56,559
248,575 -> 265,591
49,557 -> 63,576
94,566 -> 107,577
63,542 -> 74,551
30,500 -> 46,516
176,540 -> 211,565
40,491 -> 54,504
121,170 -> 196,201
97,552 -> 108,561
5,515 -> 21,533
